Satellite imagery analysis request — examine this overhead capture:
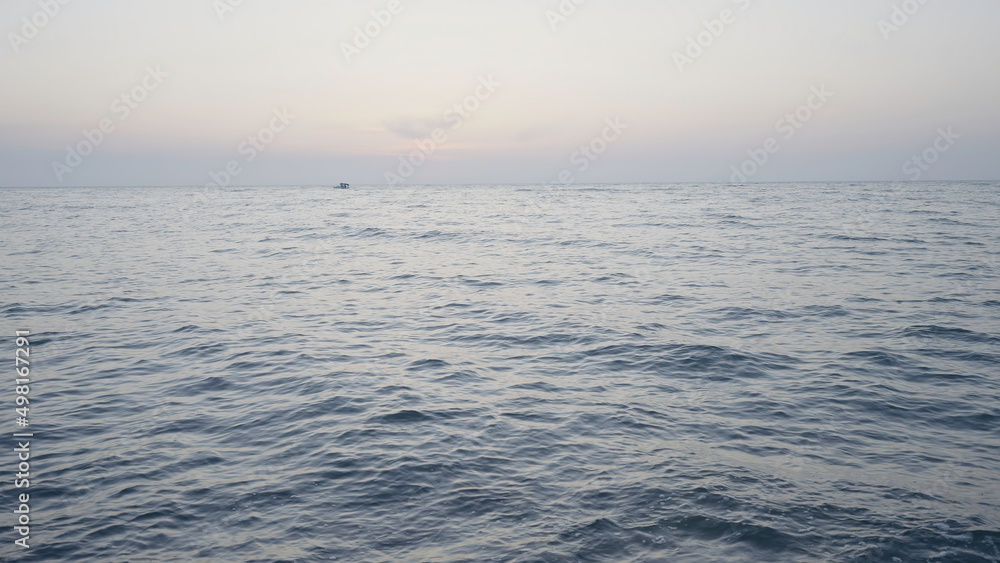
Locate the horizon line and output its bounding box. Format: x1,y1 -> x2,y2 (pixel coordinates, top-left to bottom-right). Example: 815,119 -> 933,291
2,180 -> 999,189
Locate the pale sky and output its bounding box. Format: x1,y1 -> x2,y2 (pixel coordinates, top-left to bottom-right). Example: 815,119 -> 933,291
2,0 -> 999,186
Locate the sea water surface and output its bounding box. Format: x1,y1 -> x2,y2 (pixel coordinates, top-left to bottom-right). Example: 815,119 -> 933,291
1,183 -> 999,562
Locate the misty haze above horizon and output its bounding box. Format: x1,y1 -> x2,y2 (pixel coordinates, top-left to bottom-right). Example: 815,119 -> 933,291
2,0 -> 999,187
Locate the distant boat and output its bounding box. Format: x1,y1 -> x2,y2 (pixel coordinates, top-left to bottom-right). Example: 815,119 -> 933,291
337,183 -> 350,189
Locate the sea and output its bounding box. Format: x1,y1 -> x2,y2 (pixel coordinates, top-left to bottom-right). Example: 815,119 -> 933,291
1,182 -> 998,562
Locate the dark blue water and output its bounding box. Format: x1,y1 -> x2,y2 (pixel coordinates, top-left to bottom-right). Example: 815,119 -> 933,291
1,183 -> 998,562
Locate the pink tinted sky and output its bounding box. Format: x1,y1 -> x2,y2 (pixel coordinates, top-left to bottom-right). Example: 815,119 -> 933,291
1,0 -> 999,186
